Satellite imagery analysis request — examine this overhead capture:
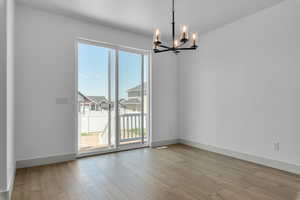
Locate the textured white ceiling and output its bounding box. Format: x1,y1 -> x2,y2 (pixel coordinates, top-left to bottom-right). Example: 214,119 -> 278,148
17,0 -> 284,37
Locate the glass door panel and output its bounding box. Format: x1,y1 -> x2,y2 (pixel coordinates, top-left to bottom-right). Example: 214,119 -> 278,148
118,50 -> 143,145
78,42 -> 115,152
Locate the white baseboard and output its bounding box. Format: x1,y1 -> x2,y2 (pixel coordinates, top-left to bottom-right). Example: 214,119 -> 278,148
0,191 -> 8,200
16,153 -> 76,169
0,165 -> 16,200
0,183 -> 13,200
8,168 -> 16,200
179,139 -> 300,175
151,139 -> 179,148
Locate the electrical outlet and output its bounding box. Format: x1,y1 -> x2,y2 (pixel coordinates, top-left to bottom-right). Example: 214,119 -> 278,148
274,142 -> 280,152
55,97 -> 69,105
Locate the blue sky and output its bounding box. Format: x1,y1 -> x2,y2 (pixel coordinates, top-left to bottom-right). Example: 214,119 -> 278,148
78,43 -> 147,99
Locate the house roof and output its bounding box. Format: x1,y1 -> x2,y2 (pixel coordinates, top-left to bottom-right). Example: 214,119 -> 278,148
127,83 -> 147,93
78,91 -> 92,102
87,96 -> 107,104
78,92 -> 107,104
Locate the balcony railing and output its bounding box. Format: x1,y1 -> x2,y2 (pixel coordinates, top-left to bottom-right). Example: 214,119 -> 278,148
79,112 -> 147,148
119,113 -> 146,143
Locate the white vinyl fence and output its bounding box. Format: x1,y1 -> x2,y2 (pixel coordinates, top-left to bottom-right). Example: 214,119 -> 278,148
80,111 -> 108,133
79,110 -> 147,142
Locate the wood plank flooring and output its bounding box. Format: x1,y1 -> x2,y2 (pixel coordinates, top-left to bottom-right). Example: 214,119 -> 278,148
12,144 -> 300,200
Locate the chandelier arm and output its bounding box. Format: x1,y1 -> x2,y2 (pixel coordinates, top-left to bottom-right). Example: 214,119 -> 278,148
154,49 -> 172,53
176,47 -> 197,50
159,44 -> 172,49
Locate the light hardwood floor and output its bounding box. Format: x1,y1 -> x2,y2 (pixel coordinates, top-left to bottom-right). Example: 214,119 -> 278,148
12,144 -> 300,200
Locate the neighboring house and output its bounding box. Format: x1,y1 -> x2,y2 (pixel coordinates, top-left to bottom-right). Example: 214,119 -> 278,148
127,83 -> 147,98
78,82 -> 147,114
120,98 -> 141,112
121,83 -> 148,112
88,96 -> 109,110
78,91 -> 108,113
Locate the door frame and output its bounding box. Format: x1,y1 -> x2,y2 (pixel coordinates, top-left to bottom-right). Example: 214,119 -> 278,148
75,37 -> 152,157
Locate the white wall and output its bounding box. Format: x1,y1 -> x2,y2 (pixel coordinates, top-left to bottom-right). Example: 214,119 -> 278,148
0,0 -> 7,193
6,0 -> 15,191
179,0 -> 300,166
0,0 -> 15,195
15,4 -> 179,161
152,53 -> 179,143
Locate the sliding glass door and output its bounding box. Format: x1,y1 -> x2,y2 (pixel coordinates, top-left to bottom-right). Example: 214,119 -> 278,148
77,43 -> 116,152
77,40 -> 150,154
118,50 -> 149,146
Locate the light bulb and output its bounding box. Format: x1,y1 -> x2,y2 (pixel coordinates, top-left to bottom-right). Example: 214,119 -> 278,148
155,29 -> 160,36
174,40 -> 179,47
154,28 -> 161,43
192,33 -> 197,46
180,25 -> 189,41
193,33 -> 197,40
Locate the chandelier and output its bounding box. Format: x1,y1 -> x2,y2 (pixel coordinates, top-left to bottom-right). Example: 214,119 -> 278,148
153,0 -> 198,54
